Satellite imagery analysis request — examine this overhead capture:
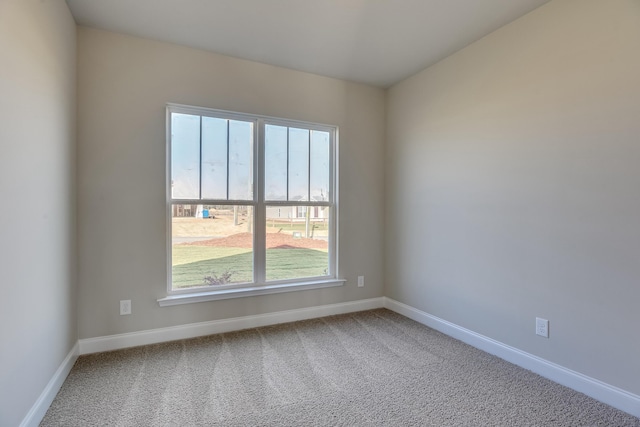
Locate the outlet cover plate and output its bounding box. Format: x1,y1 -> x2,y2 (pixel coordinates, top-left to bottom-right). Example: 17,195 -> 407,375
120,300 -> 132,315
536,317 -> 549,338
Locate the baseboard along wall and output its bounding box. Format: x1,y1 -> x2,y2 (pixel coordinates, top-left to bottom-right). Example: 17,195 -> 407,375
78,297 -> 386,354
20,342 -> 79,427
24,298 -> 384,427
25,296 -> 640,426
382,297 -> 640,419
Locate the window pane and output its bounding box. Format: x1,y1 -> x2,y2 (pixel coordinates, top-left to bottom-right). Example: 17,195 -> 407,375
264,124 -> 288,201
288,128 -> 309,201
265,205 -> 329,281
228,120 -> 253,200
310,130 -> 330,202
171,113 -> 200,199
172,204 -> 253,289
201,117 -> 228,199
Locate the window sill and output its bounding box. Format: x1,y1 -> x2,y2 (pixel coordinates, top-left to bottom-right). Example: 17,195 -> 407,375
157,279 -> 346,307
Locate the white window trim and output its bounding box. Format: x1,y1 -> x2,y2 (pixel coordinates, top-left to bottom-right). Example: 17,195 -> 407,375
160,104 -> 341,306
158,279 -> 346,307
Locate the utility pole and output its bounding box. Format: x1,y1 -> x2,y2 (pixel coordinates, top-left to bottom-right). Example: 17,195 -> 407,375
305,206 -> 310,238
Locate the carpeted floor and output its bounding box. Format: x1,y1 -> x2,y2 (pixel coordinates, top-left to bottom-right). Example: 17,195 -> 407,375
41,309 -> 640,426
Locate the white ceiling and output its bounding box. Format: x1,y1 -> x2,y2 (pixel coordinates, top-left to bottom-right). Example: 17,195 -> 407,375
66,0 -> 550,88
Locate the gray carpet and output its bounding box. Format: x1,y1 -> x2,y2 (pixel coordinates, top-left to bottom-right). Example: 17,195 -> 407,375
42,309 -> 640,426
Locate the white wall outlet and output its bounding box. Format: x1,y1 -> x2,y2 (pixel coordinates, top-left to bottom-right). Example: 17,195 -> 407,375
536,317 -> 549,338
120,300 -> 132,315
357,276 -> 364,287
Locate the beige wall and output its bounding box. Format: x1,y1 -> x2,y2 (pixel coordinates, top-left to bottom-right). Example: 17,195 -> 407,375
9,0 -> 639,420
386,0 -> 640,395
0,1 -> 77,425
76,27 -> 386,339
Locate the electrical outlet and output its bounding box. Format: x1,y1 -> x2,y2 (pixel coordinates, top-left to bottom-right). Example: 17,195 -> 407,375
120,300 -> 131,315
357,276 -> 364,287
536,317 -> 548,338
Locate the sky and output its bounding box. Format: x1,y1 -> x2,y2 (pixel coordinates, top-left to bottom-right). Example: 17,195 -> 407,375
171,113 -> 330,203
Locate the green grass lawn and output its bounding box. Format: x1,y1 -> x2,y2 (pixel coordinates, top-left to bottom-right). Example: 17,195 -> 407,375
173,246 -> 251,266
172,245 -> 328,288
265,249 -> 328,281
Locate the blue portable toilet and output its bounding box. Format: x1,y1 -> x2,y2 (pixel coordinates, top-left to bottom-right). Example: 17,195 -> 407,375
203,209 -> 209,218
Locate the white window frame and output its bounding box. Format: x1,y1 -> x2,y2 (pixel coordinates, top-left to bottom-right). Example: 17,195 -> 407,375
159,104 -> 343,306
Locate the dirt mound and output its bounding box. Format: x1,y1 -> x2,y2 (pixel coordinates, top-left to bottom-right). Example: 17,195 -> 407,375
184,232 -> 328,250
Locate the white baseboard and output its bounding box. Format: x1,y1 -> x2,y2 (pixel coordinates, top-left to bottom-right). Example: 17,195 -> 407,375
383,297 -> 640,419
79,297 -> 385,355
20,342 -> 79,427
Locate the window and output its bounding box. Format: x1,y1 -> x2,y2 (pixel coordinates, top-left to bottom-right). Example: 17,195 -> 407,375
163,104 -> 340,304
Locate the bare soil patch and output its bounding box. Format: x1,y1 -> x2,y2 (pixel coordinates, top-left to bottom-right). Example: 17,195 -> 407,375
172,215 -> 250,237
183,232 -> 328,250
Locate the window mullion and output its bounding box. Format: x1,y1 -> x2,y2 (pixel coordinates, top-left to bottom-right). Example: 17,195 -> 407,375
198,116 -> 203,200
254,120 -> 266,284
330,130 -> 337,276
286,127 -> 290,202
226,120 -> 230,200
307,130 -> 311,202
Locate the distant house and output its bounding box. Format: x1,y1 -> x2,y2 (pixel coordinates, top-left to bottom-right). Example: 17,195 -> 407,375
266,205 -> 328,222
172,204 -> 197,217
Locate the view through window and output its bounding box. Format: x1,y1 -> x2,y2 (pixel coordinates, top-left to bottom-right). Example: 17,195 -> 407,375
168,105 -> 336,293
